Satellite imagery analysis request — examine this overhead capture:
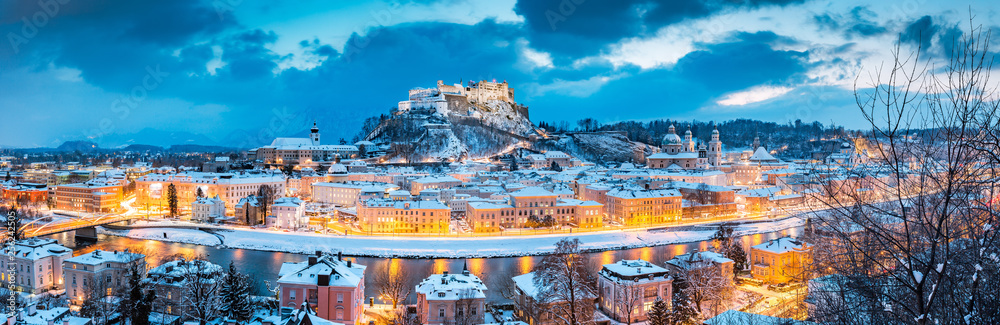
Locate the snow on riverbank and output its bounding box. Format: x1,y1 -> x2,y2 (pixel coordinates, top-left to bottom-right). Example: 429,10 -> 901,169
98,227 -> 222,246
98,216 -> 806,258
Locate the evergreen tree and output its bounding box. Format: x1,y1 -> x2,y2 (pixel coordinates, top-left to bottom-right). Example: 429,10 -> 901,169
167,183 -> 178,217
550,161 -> 562,172
220,261 -> 254,322
118,261 -> 155,325
646,298 -> 669,325
711,224 -> 747,274
195,187 -> 205,199
666,275 -> 699,325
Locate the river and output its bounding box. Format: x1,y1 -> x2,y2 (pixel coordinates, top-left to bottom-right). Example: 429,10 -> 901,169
42,226 -> 802,303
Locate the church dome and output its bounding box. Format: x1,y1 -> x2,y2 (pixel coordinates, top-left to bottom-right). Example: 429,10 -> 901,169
662,133 -> 682,145
328,163 -> 348,174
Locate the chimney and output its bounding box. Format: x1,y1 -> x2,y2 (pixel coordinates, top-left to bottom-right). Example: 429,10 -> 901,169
337,251 -> 343,261
316,250 -> 323,257
308,256 -> 317,266
347,260 -> 352,268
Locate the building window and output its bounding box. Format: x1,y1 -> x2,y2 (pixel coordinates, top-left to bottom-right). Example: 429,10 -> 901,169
338,293 -> 344,303
439,308 -> 445,318
290,290 -> 296,300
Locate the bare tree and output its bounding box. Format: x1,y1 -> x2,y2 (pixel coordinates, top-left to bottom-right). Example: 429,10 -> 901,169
79,275 -> 116,325
256,185 -> 276,216
611,281 -> 643,325
454,288 -> 482,325
810,17 -> 1000,324
683,259 -> 734,318
373,262 -> 411,309
179,258 -> 225,325
532,238 -> 598,325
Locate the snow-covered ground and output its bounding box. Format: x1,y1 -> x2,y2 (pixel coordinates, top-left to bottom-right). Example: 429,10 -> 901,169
98,217 -> 806,258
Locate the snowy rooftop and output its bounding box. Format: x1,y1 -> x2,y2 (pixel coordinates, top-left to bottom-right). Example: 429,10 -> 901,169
665,251 -> 734,270
273,196 -> 305,208
601,259 -> 669,279
313,181 -> 398,191
13,238 -> 71,261
65,249 -> 143,266
606,187 -> 681,199
415,271 -> 487,301
749,147 -> 779,162
752,237 -> 810,254
147,259 -> 223,287
193,195 -> 223,205
412,175 -> 461,184
468,201 -> 514,210
278,254 -> 366,287
509,186 -> 555,197
511,273 -> 539,299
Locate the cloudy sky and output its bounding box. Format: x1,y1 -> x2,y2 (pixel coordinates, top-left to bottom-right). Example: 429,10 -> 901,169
0,0 -> 997,148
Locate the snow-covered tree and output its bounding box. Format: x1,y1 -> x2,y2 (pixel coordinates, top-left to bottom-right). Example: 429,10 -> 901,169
532,238 -> 597,325
645,298 -> 669,325
681,256 -> 734,318
710,224 -> 747,275
219,261 -> 254,322
666,274 -> 699,325
179,259 -> 224,325
117,258 -> 155,325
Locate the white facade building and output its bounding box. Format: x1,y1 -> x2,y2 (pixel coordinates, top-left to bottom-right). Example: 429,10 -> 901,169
3,238 -> 72,294
271,196 -> 307,229
191,195 -> 225,222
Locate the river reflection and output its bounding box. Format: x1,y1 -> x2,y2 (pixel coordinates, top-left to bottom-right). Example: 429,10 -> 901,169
43,226 -> 800,303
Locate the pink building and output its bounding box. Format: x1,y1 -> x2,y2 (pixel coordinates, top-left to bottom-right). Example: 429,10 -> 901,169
278,252 -> 366,324
415,267 -> 488,325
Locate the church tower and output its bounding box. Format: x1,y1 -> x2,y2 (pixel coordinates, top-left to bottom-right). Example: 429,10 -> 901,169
683,129 -> 695,152
310,121 -> 320,145
709,127 -> 723,166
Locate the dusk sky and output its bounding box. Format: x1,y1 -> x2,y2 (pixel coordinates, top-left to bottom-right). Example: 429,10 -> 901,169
1,0 -> 997,148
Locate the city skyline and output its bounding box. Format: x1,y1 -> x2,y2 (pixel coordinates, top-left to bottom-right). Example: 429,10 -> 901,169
2,0 -> 997,147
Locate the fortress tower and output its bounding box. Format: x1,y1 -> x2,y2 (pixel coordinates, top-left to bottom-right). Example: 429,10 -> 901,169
310,121 -> 321,145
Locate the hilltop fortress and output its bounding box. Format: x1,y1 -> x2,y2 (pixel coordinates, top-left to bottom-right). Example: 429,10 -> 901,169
397,79 -> 529,118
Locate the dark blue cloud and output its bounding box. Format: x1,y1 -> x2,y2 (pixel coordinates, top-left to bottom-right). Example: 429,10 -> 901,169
813,6 -> 887,40
901,16 -> 939,51
513,0 -> 806,62
529,31 -> 810,123
0,0 -> 825,147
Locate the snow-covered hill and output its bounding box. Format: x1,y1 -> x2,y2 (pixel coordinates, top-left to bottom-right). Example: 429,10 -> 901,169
536,132 -> 658,164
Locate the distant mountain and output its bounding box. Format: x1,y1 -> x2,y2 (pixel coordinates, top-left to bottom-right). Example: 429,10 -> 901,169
97,128 -> 220,148
56,140 -> 100,152
122,144 -> 165,152
167,144 -> 238,153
